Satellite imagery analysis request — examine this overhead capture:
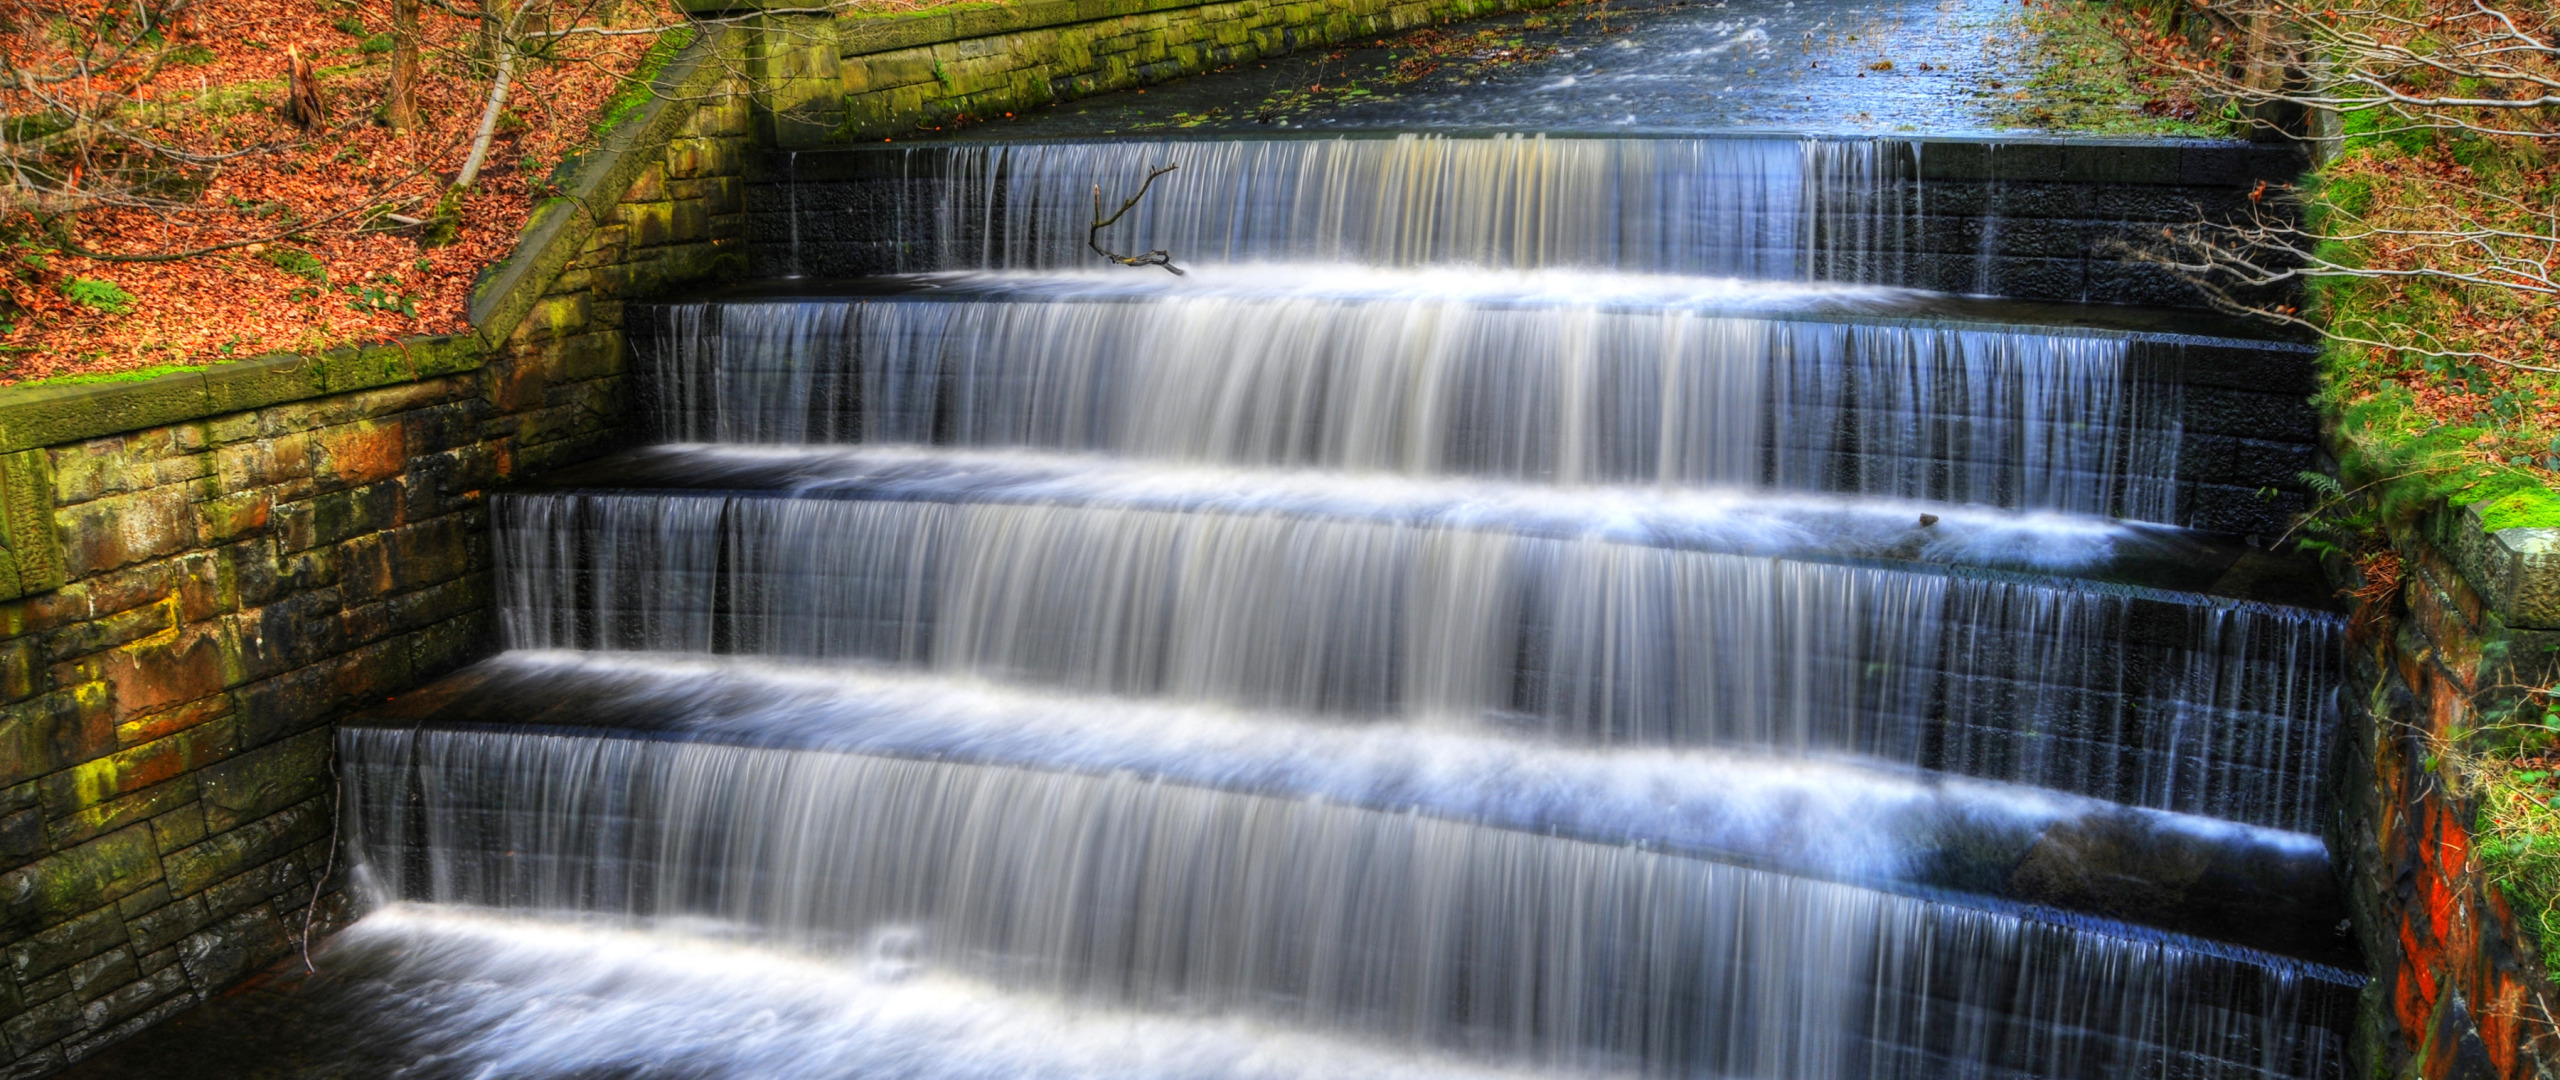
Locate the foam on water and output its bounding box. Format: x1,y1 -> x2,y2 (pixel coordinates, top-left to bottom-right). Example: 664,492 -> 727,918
344,728 -> 2354,1079
318,905 -> 1585,1080
602,442 -> 2143,571
464,650 -> 2337,889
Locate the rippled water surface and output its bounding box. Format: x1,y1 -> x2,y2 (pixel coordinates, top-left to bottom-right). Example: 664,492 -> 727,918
954,0 -> 2053,138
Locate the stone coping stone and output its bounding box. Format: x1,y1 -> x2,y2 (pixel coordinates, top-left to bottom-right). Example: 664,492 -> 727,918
2437,501 -> 2560,631
0,336 -> 486,456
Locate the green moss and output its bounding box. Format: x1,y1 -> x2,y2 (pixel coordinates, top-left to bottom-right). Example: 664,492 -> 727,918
2329,384 -> 2560,532
40,362 -> 207,386
589,27 -> 698,143
2464,701 -> 2560,982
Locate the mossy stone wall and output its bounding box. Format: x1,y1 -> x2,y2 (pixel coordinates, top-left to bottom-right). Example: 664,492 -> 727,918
2337,504 -> 2560,1078
830,0 -> 1557,136
0,36 -> 754,1077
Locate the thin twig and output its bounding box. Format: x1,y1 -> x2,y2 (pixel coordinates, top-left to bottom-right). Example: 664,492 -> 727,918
300,754 -> 343,975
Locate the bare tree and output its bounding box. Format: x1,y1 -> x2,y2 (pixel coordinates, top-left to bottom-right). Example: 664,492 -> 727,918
389,0 -> 426,132
2106,0 -> 2559,373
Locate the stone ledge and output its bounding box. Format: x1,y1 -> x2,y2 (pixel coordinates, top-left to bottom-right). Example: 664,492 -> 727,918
832,0 -> 1232,59
2435,502 -> 2560,631
0,338 -> 487,461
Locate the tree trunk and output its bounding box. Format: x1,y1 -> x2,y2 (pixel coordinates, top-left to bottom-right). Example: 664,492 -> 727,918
286,45 -> 328,130
451,43 -> 516,192
478,0 -> 501,64
386,0 -> 422,131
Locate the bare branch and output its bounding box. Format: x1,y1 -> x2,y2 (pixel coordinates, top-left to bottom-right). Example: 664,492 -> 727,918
1088,164 -> 1187,275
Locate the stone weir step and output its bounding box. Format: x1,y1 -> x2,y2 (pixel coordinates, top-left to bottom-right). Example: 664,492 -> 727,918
633,283 -> 2324,535
337,697 -> 2363,1080
353,649 -> 2358,966
744,134 -> 2309,310
501,445 -> 2346,834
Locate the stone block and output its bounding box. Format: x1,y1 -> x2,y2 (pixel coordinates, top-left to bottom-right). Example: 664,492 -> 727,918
92,625 -> 235,721
4,908 -> 123,984
520,293 -> 597,344
145,805 -> 203,857
210,437 -> 311,494
64,972 -> 191,1062
54,488 -> 193,580
229,591 -> 349,685
298,482 -> 402,551
0,813 -> 37,865
49,717 -> 233,815
173,906 -> 287,996
160,799 -> 326,899
201,856 -> 308,922
194,489 -> 273,546
0,693 -> 77,790
621,162 -> 669,204
0,826 -> 158,939
40,776 -> 198,852
398,447 -> 499,523
312,421 -> 408,493
227,664 -> 339,754
63,948 -> 135,1001
114,696 -> 230,751
2,994 -> 77,1059
121,896 -> 203,956
388,577 -> 488,638
194,729 -> 329,835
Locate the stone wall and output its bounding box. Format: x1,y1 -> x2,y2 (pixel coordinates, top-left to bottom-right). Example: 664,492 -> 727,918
1847,137 -> 2310,309
826,0 -> 1564,137
0,37 -> 753,1078
2336,504 -> 2560,1078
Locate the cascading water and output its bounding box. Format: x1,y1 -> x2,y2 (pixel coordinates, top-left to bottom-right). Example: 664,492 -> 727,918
873,136 -> 1903,277
345,724 -> 2354,1080
493,488 -> 2338,829
640,289 -> 2185,520
287,131 -> 2356,1080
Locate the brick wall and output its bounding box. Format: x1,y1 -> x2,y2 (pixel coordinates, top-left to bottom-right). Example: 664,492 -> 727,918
0,46 -> 752,1078
2335,505 -> 2560,1078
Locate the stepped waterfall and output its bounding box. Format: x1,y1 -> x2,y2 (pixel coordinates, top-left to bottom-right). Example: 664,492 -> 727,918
298,135 -> 2355,1079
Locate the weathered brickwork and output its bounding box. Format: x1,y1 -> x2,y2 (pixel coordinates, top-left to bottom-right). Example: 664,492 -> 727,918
832,0 -> 1560,135
0,57 -> 753,1080
2337,506 -> 2560,1079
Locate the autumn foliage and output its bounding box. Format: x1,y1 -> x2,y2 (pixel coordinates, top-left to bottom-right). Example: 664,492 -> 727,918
2094,0 -> 2560,504
0,0 -> 665,383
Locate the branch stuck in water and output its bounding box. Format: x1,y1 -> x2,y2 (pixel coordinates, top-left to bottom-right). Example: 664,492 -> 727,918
1089,164 -> 1186,275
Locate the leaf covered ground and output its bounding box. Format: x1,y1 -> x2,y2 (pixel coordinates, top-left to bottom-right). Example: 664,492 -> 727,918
0,0 -> 669,384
